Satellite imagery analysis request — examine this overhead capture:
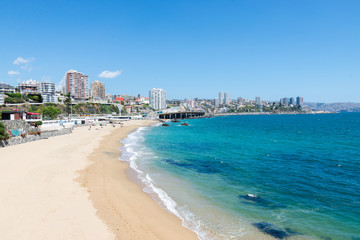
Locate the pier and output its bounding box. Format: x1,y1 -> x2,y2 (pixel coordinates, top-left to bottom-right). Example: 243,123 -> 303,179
158,111 -> 205,119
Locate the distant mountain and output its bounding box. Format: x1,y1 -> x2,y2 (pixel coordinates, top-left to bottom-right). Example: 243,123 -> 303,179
304,102 -> 360,112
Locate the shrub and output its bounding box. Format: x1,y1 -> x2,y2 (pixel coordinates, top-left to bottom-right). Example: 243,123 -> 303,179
0,122 -> 9,141
35,121 -> 43,127
27,94 -> 43,103
42,106 -> 61,119
5,92 -> 22,99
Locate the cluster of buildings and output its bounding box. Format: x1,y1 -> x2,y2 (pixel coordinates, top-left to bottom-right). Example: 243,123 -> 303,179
0,79 -> 60,105
0,70 -> 108,105
65,70 -> 107,101
17,79 -> 56,103
1,68 -> 170,114
1,67 -> 307,116
212,92 -> 304,108
215,92 -> 230,107
280,97 -> 303,107
175,93 -> 305,114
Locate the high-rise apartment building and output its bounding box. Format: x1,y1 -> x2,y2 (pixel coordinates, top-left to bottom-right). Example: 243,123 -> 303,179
0,93 -> 4,105
40,82 -> 56,103
65,70 -> 89,100
224,92 -> 230,105
296,96 -> 303,106
90,80 -> 105,99
149,88 -> 166,110
281,97 -> 289,106
255,96 -> 261,105
219,92 -> 223,105
214,99 -> 220,108
39,82 -> 55,94
290,97 -> 295,105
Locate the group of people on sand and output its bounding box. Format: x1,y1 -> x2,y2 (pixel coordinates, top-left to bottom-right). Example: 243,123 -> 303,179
88,122 -> 123,130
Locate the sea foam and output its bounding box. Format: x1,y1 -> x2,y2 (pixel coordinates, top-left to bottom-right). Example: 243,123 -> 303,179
119,126 -> 220,240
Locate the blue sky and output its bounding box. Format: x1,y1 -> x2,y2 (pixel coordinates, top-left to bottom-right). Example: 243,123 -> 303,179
0,0 -> 359,102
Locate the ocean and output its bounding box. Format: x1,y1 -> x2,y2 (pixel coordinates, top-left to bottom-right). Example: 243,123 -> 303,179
120,113 -> 360,240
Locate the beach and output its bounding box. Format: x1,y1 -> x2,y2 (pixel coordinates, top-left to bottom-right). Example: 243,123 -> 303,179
0,120 -> 198,240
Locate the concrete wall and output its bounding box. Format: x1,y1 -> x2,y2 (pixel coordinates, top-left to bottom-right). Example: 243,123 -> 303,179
0,128 -> 72,148
0,120 -> 30,133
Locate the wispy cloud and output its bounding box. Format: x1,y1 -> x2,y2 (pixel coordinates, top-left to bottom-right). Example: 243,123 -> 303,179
8,70 -> 20,76
13,56 -> 35,72
13,57 -> 35,65
98,70 -> 122,78
56,75 -> 66,91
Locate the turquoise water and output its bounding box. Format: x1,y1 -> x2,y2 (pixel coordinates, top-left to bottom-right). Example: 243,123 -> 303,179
121,113 -> 360,240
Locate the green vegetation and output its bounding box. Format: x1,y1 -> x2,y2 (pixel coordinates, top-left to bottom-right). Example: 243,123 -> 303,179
121,107 -> 127,115
4,93 -> 44,104
0,102 -> 120,116
35,121 -> 43,127
64,93 -> 72,114
4,92 -> 25,104
42,106 -> 61,119
71,103 -> 119,114
0,122 -> 9,141
27,94 -> 43,103
5,93 -> 22,98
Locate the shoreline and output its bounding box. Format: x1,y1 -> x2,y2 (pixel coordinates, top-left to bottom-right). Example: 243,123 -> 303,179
118,123 -> 313,240
0,121 -> 197,240
0,119 -> 312,240
212,111 -> 336,117
78,120 -> 199,240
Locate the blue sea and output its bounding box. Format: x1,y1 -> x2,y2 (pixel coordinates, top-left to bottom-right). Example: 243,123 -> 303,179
120,113 -> 360,240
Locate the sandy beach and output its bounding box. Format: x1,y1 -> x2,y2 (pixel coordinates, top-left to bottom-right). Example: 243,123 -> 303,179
0,120 -> 198,240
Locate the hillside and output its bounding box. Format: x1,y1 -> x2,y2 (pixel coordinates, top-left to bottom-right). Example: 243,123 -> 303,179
304,102 -> 360,112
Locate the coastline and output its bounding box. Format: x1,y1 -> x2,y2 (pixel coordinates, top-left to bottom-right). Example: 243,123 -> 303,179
0,121 -> 197,240
213,111 -> 336,117
119,121 -> 313,240
0,119 -> 315,240
78,120 -> 199,240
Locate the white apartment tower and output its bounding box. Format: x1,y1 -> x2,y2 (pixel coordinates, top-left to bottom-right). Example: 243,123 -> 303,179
224,92 -> 230,105
149,88 -> 166,110
0,93 -> 4,105
255,96 -> 261,106
40,82 -> 56,103
219,92 -> 223,105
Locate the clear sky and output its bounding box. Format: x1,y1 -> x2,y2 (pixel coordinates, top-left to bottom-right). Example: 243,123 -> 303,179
0,0 -> 359,102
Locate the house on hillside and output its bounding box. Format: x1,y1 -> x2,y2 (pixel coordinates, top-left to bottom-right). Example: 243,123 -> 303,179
1,111 -> 26,120
1,111 -> 42,122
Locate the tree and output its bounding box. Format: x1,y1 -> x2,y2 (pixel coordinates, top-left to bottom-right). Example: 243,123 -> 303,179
42,106 -> 61,119
0,122 -> 9,141
64,93 -> 72,115
27,94 -> 43,103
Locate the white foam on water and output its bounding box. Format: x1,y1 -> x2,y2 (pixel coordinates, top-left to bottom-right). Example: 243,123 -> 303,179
119,125 -> 248,240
